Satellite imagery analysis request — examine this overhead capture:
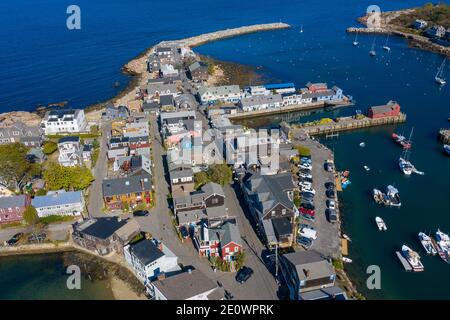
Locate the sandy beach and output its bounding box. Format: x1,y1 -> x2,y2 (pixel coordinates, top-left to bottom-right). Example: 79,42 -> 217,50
110,277 -> 147,300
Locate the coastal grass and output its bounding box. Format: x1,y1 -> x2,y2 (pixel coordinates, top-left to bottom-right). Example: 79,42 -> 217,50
391,3 -> 450,29
296,145 -> 311,157
39,215 -> 75,225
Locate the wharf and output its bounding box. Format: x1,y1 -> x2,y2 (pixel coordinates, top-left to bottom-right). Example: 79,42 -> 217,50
396,251 -> 412,272
439,128 -> 450,144
341,238 -> 349,256
285,113 -> 406,137
227,99 -> 353,120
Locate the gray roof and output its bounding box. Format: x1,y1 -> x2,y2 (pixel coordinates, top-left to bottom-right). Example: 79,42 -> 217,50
143,101 -> 159,110
160,94 -> 174,106
32,191 -> 83,208
146,83 -> 177,95
198,85 -> 241,97
188,61 -> 207,72
299,286 -> 347,300
240,94 -> 283,107
75,217 -> 128,239
0,195 -> 27,209
205,205 -> 228,219
207,220 -> 241,246
283,250 -> 335,282
151,269 -> 217,300
369,100 -> 399,114
102,173 -> 152,197
302,89 -> 335,99
129,239 -> 164,266
177,209 -> 206,225
201,182 -> 225,198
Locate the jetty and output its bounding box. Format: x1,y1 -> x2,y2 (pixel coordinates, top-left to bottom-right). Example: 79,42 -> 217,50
396,251 -> 412,272
439,128 -> 450,144
228,99 -> 353,120
283,113 -> 406,137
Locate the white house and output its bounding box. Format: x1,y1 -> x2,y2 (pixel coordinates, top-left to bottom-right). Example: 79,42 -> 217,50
197,85 -> 242,104
31,190 -> 84,217
58,136 -> 82,167
147,269 -> 220,300
124,239 -> 181,283
239,94 -> 283,112
41,109 -> 87,135
160,64 -> 179,77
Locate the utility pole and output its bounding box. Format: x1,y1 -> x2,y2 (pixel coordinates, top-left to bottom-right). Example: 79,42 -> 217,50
275,243 -> 279,285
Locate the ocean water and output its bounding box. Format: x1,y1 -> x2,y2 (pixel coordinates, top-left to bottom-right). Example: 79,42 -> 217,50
0,253 -> 114,300
0,0 -> 449,299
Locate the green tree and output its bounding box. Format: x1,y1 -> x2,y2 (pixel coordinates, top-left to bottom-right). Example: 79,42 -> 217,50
23,206 -> 40,238
194,171 -> 209,189
42,141 -> 58,155
35,189 -> 47,196
43,163 -> 94,191
207,164 -> 232,185
0,143 -> 31,190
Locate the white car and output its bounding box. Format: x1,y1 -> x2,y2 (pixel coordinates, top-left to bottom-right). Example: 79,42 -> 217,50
299,172 -> 313,179
299,163 -> 312,170
300,185 -> 316,194
299,181 -> 312,189
327,200 -> 336,210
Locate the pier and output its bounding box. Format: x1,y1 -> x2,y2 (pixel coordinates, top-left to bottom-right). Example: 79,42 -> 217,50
439,128 -> 450,144
227,99 -> 354,120
284,113 -> 407,137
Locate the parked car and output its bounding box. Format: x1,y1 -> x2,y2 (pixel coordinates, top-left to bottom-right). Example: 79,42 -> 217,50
326,189 -> 335,199
300,185 -> 316,194
6,232 -> 24,246
298,224 -> 317,240
299,172 -> 312,179
327,209 -> 338,223
300,207 -> 315,216
133,210 -> 149,217
325,182 -> 335,190
300,157 -> 312,164
297,235 -> 313,249
299,181 -> 312,189
179,225 -> 190,239
301,202 -> 315,210
299,163 -> 312,170
235,266 -> 254,284
27,232 -> 46,243
326,199 -> 336,210
301,213 -> 315,222
302,177 -> 313,184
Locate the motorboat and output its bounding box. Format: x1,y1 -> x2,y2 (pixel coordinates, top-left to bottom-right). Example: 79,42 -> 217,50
435,229 -> 450,263
418,232 -> 437,255
375,217 -> 387,231
401,245 -> 424,272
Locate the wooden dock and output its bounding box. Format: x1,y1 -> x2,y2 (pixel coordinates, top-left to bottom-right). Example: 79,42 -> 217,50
439,128 -> 450,144
341,238 -> 349,256
289,113 -> 407,137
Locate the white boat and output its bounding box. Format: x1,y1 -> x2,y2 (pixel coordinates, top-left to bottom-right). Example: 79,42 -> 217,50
375,217 -> 387,231
369,38 -> 376,56
363,165 -> 370,171
398,128 -> 424,176
342,234 -> 352,242
359,142 -> 366,147
353,32 -> 359,46
386,185 -> 401,207
435,229 -> 450,263
418,232 -> 437,255
382,34 -> 391,51
401,245 -> 424,272
342,257 -> 352,263
435,58 -> 447,85
300,24 -> 303,33
373,188 -> 384,204
399,157 -> 413,175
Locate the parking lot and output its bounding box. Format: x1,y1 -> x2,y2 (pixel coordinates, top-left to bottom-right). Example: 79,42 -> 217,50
295,137 -> 341,259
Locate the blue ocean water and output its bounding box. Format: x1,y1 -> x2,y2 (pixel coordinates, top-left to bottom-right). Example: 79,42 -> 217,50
1,0 -> 449,299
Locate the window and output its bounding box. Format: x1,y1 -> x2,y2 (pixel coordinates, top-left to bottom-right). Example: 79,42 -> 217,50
211,198 -> 219,205
225,247 -> 230,253
282,209 -> 286,215
271,210 -> 275,217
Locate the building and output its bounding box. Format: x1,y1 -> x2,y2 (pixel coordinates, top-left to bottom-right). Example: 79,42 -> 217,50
102,105 -> 130,120
147,269 -> 219,300
143,101 -> 160,115
160,64 -> 179,77
174,94 -> 197,111
188,61 -> 209,82
102,173 -> 153,210
146,83 -> 178,98
72,217 -> 141,255
0,122 -> 42,147
124,239 -> 181,283
367,100 -> 401,119
197,85 -> 242,104
263,83 -> 296,94
82,144 -> 93,162
155,46 -> 173,57
32,190 -> 84,217
0,195 -> 30,224
26,148 -> 46,163
412,19 -> 428,30
194,219 -> 242,262
239,94 -> 283,112
242,172 -> 297,248
425,25 -> 446,38
41,109 -> 87,135
127,100 -> 143,113
58,136 -> 82,166
280,250 -> 337,300
123,122 -> 149,139
160,94 -> 175,112
168,162 -> 194,196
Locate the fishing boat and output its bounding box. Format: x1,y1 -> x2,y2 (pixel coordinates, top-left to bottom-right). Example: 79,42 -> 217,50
353,32 -> 359,46
401,245 -> 424,272
382,34 -> 391,51
444,144 -> 450,156
435,58 -> 446,85
342,257 -> 352,263
418,232 -> 437,255
363,165 -> 370,171
435,229 -> 450,263
375,217 -> 387,231
392,132 -> 411,149
369,38 -> 376,56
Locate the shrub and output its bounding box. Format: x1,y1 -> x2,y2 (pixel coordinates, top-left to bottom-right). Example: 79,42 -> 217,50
296,145 -> 311,157
42,141 -> 58,155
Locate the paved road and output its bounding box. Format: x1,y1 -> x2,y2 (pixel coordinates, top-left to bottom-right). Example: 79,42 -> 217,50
87,121 -> 111,218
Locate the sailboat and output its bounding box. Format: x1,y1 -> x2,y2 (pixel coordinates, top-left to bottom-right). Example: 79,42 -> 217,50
369,38 -> 376,56
398,128 -> 424,175
353,32 -> 359,46
435,58 -> 446,85
382,34 -> 391,52
300,24 -> 303,33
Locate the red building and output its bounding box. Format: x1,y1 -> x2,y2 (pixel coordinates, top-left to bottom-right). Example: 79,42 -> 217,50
368,100 -> 401,119
0,195 -> 31,224
305,82 -> 328,93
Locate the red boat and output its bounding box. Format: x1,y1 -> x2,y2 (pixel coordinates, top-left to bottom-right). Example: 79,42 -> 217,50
392,133 -> 411,149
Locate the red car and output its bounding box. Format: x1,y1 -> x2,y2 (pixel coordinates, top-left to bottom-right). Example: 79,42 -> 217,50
299,207 -> 315,216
